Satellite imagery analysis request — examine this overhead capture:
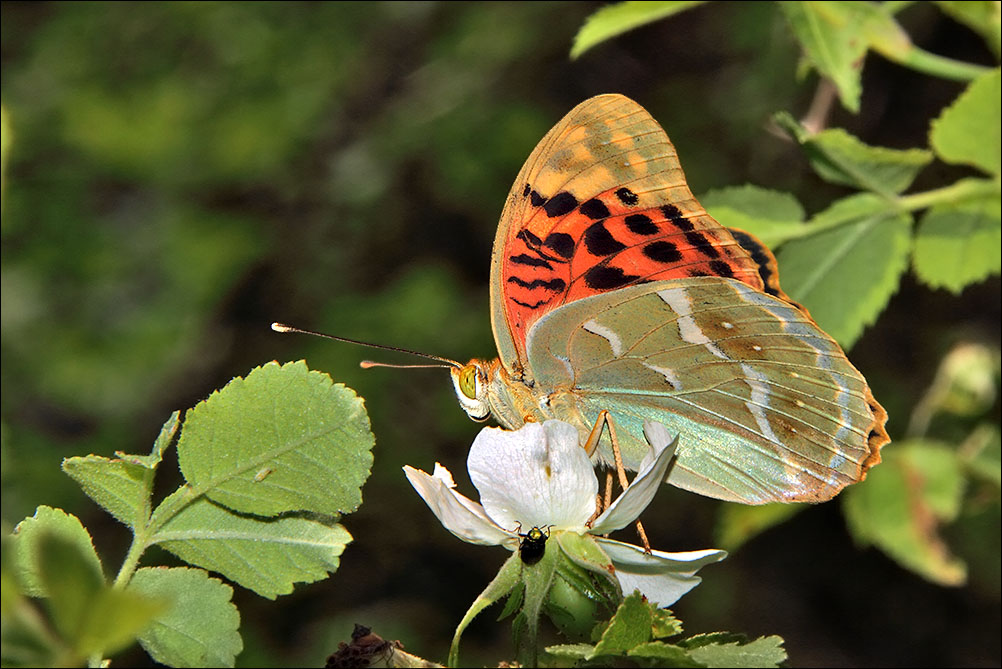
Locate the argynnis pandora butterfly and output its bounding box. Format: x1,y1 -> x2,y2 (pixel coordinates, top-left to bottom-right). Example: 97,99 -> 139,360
449,94 -> 889,505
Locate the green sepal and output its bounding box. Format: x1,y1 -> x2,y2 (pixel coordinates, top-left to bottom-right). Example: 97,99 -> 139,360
449,552 -> 521,668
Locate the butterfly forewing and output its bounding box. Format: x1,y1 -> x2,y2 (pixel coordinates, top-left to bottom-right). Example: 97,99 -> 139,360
490,95 -> 768,371
524,278 -> 887,504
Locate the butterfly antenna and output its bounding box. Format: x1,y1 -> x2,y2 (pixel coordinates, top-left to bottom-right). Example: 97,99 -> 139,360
271,322 -> 462,369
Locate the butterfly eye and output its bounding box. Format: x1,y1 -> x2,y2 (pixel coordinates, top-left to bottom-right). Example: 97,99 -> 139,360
458,365 -> 479,400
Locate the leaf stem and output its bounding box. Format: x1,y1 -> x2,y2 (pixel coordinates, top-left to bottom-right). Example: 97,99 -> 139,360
783,178 -> 1000,242
879,43 -> 992,81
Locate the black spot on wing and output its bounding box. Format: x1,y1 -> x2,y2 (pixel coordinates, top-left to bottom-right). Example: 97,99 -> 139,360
511,297 -> 547,309
661,204 -> 683,220
585,265 -> 641,290
615,187 -> 639,206
579,198 -> 611,220
584,221 -> 626,256
510,253 -> 552,269
662,205 -> 695,232
544,232 -> 575,259
544,192 -> 578,217
530,190 -> 546,207
643,241 -> 682,263
708,260 -> 734,277
685,230 -> 720,258
507,276 -> 567,292
729,228 -> 778,294
522,183 -> 531,197
624,213 -> 658,235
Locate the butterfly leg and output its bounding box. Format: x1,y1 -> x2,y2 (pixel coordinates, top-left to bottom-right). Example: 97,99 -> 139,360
584,410 -> 652,553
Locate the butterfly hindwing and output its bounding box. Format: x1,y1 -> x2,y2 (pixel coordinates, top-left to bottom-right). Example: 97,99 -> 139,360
524,278 -> 887,504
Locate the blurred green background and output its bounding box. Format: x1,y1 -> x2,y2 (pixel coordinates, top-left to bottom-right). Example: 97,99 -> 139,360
2,2 -> 999,667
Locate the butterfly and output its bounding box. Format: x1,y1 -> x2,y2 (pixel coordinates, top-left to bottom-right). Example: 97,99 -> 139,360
448,94 -> 889,505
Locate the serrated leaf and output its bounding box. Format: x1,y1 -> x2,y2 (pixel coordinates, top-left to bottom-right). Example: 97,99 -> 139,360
544,643 -> 595,661
778,2 -> 872,112
686,634 -> 787,668
714,503 -> 805,552
571,1 -> 705,59
701,185 -> 805,248
652,608 -> 683,639
935,1 -> 1002,58
781,117 -> 933,195
913,187 -> 1002,293
62,455 -> 152,529
628,641 -> 703,666
11,507 -> 103,598
930,68 -> 1002,175
177,360 -> 374,518
591,591 -> 653,657
843,440 -> 967,586
680,632 -> 749,649
777,194 -> 912,348
152,492 -> 352,599
128,567 -> 242,668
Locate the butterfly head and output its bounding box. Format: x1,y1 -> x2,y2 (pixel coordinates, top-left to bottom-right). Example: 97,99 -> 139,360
450,359 -> 491,422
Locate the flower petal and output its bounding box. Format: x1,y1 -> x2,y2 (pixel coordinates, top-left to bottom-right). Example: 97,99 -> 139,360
596,538 -> 727,607
590,425 -> 679,535
468,421 -> 598,531
403,465 -> 512,546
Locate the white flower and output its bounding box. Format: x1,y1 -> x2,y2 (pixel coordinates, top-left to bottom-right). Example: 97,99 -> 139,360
404,420 -> 725,607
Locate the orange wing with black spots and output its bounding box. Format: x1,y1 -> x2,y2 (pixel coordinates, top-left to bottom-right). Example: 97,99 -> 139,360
489,94 -> 795,370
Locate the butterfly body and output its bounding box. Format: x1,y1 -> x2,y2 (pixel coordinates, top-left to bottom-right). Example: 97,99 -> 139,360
451,94 -> 889,505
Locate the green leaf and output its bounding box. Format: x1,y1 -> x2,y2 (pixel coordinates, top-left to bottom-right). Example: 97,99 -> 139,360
62,412 -> 179,528
33,532 -> 104,646
685,634 -> 787,668
843,440 -> 967,586
776,194 -> 912,348
778,2 -> 872,112
126,410 -> 181,468
774,113 -> 933,195
62,455 -> 153,530
591,591 -> 653,657
73,586 -> 165,659
912,185 -> 1002,292
543,643 -> 595,661
152,493 -> 353,599
570,1 -> 705,59
651,608 -> 684,639
11,507 -> 103,598
128,567 -> 242,668
701,185 -> 806,248
934,2 -> 1001,59
177,360 -> 374,518
628,641 -> 703,666
930,68 -> 1002,175
714,503 -> 805,552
